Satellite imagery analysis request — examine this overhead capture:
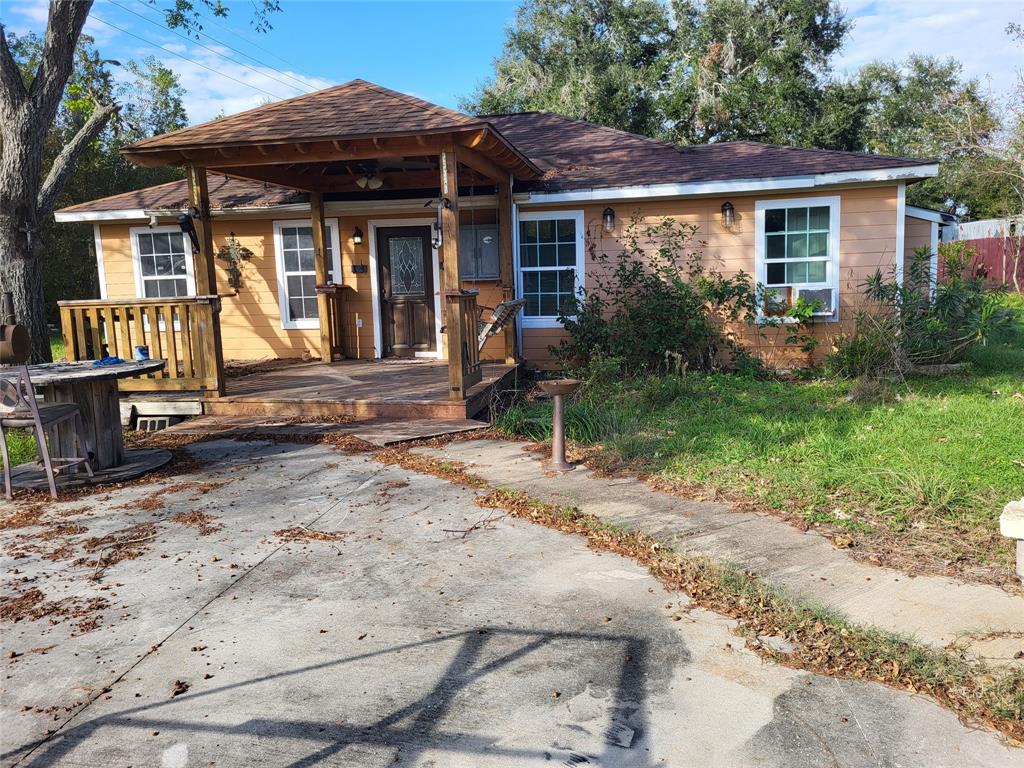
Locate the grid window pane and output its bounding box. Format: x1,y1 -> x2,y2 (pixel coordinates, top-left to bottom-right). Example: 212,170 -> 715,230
761,205 -> 832,294
766,234 -> 786,260
138,230 -> 189,298
279,223 -> 334,324
765,209 -> 786,233
807,261 -> 827,283
808,206 -> 830,230
520,218 -> 578,318
787,233 -> 808,260
787,208 -> 808,231
808,232 -> 828,258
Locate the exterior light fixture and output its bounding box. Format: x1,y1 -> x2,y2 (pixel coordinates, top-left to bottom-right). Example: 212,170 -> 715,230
352,226 -> 364,245
356,174 -> 383,190
721,201 -> 735,227
176,212 -> 201,253
602,207 -> 615,233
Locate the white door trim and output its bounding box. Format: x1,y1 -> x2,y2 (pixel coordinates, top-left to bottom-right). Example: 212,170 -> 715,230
367,218 -> 442,359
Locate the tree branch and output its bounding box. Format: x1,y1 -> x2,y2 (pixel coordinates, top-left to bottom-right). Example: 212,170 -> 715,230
37,101 -> 118,215
30,0 -> 95,127
0,22 -> 28,107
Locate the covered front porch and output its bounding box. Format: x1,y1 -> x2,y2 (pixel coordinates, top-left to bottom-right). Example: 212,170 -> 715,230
58,81 -> 540,413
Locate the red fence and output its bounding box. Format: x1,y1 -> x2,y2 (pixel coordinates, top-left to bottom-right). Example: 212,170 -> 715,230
964,237 -> 1024,292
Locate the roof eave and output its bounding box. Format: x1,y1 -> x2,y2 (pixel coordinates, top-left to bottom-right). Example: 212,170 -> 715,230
514,164 -> 940,204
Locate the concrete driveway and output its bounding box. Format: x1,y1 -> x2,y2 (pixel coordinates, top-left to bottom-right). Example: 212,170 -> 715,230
0,439 -> 1019,767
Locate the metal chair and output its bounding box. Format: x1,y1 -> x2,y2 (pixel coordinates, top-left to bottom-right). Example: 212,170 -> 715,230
0,365 -> 93,499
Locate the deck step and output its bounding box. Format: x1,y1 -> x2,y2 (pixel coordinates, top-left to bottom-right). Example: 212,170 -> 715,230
162,415 -> 489,446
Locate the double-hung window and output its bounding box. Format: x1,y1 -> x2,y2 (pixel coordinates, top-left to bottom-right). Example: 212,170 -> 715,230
131,226 -> 195,298
755,196 -> 839,319
517,211 -> 585,328
273,219 -> 342,330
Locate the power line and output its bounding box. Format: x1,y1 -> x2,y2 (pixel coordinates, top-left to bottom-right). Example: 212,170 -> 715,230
123,0 -> 318,94
107,0 -> 314,96
90,15 -> 288,101
152,0 -> 307,74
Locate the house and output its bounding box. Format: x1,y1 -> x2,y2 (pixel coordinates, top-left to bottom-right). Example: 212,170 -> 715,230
54,79 -> 940,415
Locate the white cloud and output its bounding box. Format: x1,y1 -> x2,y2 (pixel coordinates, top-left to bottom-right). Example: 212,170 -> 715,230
153,45 -> 333,124
838,0 -> 1023,96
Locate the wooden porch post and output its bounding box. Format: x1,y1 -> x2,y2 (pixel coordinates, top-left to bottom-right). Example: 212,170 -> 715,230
497,174 -> 518,364
186,165 -> 225,395
309,191 -> 334,363
440,142 -> 465,400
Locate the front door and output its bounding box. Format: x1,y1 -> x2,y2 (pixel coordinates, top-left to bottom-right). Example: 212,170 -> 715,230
376,226 -> 436,357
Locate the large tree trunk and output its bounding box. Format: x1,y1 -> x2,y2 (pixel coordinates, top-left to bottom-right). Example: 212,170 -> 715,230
0,0 -> 97,362
0,99 -> 50,361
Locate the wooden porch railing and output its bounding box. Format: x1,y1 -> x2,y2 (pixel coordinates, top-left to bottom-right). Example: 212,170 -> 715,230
445,292 -> 483,399
58,296 -> 223,393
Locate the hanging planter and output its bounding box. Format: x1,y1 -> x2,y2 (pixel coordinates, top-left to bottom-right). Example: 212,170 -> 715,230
216,233 -> 253,290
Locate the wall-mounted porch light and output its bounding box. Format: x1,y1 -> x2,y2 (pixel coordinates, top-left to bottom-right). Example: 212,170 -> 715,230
602,207 -> 615,233
352,226 -> 364,245
721,201 -> 736,227
176,211 -> 201,253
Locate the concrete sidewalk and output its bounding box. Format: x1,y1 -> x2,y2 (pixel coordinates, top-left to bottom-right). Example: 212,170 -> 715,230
416,439 -> 1024,664
2,439 -> 1019,766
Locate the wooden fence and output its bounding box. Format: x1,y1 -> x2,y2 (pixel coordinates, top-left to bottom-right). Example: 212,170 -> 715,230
58,296 -> 223,393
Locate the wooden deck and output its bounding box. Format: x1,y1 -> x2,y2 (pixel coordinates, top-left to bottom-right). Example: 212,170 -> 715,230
201,360 -> 520,420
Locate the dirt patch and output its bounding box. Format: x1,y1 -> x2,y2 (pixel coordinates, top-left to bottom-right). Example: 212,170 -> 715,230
170,511 -> 223,536
274,526 -> 350,542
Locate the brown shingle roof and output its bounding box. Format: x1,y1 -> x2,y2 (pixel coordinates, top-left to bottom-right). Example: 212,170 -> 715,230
485,112 -> 932,192
127,79 -> 482,151
57,176 -> 306,214
61,94 -> 937,217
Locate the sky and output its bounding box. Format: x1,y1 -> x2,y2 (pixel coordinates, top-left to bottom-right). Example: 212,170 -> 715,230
1,0 -> 1021,125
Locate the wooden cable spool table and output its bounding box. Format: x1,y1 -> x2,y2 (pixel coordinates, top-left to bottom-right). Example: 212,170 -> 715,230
27,359 -> 165,470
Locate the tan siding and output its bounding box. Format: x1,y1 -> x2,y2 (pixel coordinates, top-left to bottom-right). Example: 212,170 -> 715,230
521,185 -> 901,368
905,216 -> 933,260
95,184 -> 901,369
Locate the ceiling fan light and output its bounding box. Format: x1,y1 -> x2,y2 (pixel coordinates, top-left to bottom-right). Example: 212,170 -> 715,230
356,176 -> 368,189
367,176 -> 383,190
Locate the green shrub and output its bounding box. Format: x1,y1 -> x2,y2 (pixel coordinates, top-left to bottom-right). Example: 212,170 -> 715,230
552,215 -> 763,375
828,244 -> 1014,377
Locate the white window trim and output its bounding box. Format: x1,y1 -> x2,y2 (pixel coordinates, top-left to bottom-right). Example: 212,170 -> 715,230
366,218 -> 443,360
272,218 -> 342,331
754,195 -> 841,323
515,209 -> 586,329
93,224 -> 108,300
129,224 -> 197,299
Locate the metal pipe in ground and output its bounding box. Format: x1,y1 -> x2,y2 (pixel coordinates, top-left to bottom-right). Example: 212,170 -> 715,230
538,378 -> 580,473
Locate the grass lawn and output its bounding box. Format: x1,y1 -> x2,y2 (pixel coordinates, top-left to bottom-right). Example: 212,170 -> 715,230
497,295 -> 1024,585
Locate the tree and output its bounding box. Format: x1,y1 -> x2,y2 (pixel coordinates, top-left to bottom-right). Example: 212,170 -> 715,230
463,0 -> 672,136
6,34 -> 191,322
465,0 -> 854,146
661,0 -> 850,145
854,55 -> 1004,217
0,0 -> 278,362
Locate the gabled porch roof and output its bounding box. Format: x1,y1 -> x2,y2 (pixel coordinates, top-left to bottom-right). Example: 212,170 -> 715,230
122,79 -> 540,192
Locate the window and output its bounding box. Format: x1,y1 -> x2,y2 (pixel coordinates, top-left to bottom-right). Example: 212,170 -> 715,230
459,225 -> 500,280
131,227 -> 195,298
273,219 -> 342,330
517,211 -> 585,327
755,197 -> 839,319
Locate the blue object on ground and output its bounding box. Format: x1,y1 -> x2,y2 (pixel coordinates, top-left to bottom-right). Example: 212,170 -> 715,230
93,357 -> 125,367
